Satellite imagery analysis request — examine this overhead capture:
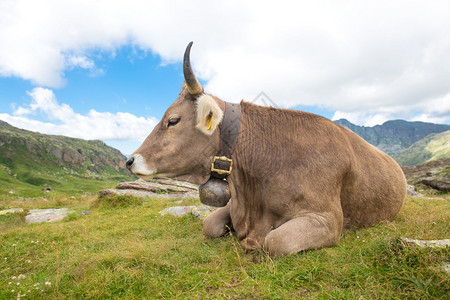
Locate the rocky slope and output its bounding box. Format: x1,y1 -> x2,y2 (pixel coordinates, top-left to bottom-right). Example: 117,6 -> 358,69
0,120 -> 133,192
335,119 -> 450,154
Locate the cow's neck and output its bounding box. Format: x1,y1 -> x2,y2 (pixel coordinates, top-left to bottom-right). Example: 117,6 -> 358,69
198,101 -> 242,207
210,101 -> 241,180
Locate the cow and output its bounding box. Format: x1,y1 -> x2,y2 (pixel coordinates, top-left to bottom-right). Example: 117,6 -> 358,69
126,42 -> 406,256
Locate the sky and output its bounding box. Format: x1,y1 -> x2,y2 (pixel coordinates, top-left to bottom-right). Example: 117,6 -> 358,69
1,0 -> 450,155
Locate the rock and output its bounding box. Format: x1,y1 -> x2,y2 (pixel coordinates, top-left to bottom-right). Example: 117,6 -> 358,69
50,147 -> 63,160
159,206 -> 196,217
62,149 -> 84,165
100,178 -> 199,199
100,188 -> 198,199
406,185 -> 422,197
25,208 -> 71,224
402,158 -> 450,193
191,205 -> 217,221
0,208 -> 24,215
0,120 -> 12,127
153,178 -> 198,190
159,205 -> 217,220
444,263 -> 450,274
401,237 -> 450,248
419,179 -> 450,192
117,180 -> 196,193
81,210 -> 92,215
1,165 -> 14,176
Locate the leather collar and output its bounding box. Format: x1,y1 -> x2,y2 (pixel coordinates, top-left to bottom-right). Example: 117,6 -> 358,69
210,101 -> 241,179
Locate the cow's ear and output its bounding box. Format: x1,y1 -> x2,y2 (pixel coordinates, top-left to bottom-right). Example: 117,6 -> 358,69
196,94 -> 224,135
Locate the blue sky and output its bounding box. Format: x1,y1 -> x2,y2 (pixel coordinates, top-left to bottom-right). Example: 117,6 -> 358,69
0,47 -> 181,154
0,47 -> 182,120
1,1 -> 449,155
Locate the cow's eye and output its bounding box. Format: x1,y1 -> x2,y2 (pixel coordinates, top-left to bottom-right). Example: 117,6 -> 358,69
167,117 -> 181,127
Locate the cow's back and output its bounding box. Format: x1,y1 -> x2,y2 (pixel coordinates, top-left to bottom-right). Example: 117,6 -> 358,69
234,102 -> 406,231
338,126 -> 406,228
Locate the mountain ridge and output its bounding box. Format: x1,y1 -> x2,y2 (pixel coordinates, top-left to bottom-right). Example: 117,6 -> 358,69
334,118 -> 450,154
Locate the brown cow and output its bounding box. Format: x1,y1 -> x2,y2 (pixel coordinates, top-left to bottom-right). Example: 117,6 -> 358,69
127,42 -> 406,256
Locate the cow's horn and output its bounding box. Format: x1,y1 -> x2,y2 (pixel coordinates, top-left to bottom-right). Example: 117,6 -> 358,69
183,41 -> 203,95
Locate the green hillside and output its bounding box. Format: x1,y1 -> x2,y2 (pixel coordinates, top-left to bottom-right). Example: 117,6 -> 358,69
0,120 -> 135,197
392,130 -> 450,166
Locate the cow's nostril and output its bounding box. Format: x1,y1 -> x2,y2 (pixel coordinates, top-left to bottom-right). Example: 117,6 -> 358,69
126,157 -> 135,170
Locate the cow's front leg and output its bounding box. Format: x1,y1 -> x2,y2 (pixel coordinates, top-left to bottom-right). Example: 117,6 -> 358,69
203,201 -> 232,238
263,212 -> 342,256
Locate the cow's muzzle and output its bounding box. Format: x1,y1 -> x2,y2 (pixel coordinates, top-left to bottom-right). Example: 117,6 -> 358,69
125,154 -> 156,179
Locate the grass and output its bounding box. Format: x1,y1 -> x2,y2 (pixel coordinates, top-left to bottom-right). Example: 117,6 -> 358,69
0,160 -> 134,199
0,195 -> 449,299
92,194 -> 145,208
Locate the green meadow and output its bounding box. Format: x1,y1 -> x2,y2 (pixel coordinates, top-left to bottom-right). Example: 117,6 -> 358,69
1,192 -> 448,299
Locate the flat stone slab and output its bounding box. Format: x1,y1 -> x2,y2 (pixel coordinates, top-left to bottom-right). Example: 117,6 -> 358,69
0,208 -> 24,215
159,206 -> 197,217
401,237 -> 450,248
117,179 -> 198,193
100,188 -> 199,199
100,178 -> 199,199
25,208 -> 71,224
159,205 -> 217,220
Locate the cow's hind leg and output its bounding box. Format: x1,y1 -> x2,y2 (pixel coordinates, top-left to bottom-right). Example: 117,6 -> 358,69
203,201 -> 232,238
263,212 -> 342,256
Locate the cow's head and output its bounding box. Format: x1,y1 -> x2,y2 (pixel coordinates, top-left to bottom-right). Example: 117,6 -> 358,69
126,42 -> 224,185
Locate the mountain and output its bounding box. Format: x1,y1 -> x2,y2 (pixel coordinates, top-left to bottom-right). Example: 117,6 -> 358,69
334,119 -> 450,154
390,130 -> 450,166
0,120 -> 12,127
0,120 -> 135,196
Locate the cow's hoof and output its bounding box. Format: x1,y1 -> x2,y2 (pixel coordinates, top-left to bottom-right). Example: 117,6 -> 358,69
240,237 -> 261,251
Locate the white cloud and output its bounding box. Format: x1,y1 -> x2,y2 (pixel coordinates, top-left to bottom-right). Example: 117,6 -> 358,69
332,111 -> 393,127
0,0 -> 449,124
12,106 -> 32,117
0,87 -> 158,143
332,91 -> 450,125
66,55 -> 95,70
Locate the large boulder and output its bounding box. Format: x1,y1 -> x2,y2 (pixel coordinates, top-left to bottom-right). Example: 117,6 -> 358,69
99,178 -> 199,199
402,158 -> 450,193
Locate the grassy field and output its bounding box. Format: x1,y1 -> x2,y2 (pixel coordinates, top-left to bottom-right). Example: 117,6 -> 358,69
0,155 -> 134,199
1,194 -> 449,299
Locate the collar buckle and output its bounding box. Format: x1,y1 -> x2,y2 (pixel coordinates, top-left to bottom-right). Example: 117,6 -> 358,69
211,156 -> 233,176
